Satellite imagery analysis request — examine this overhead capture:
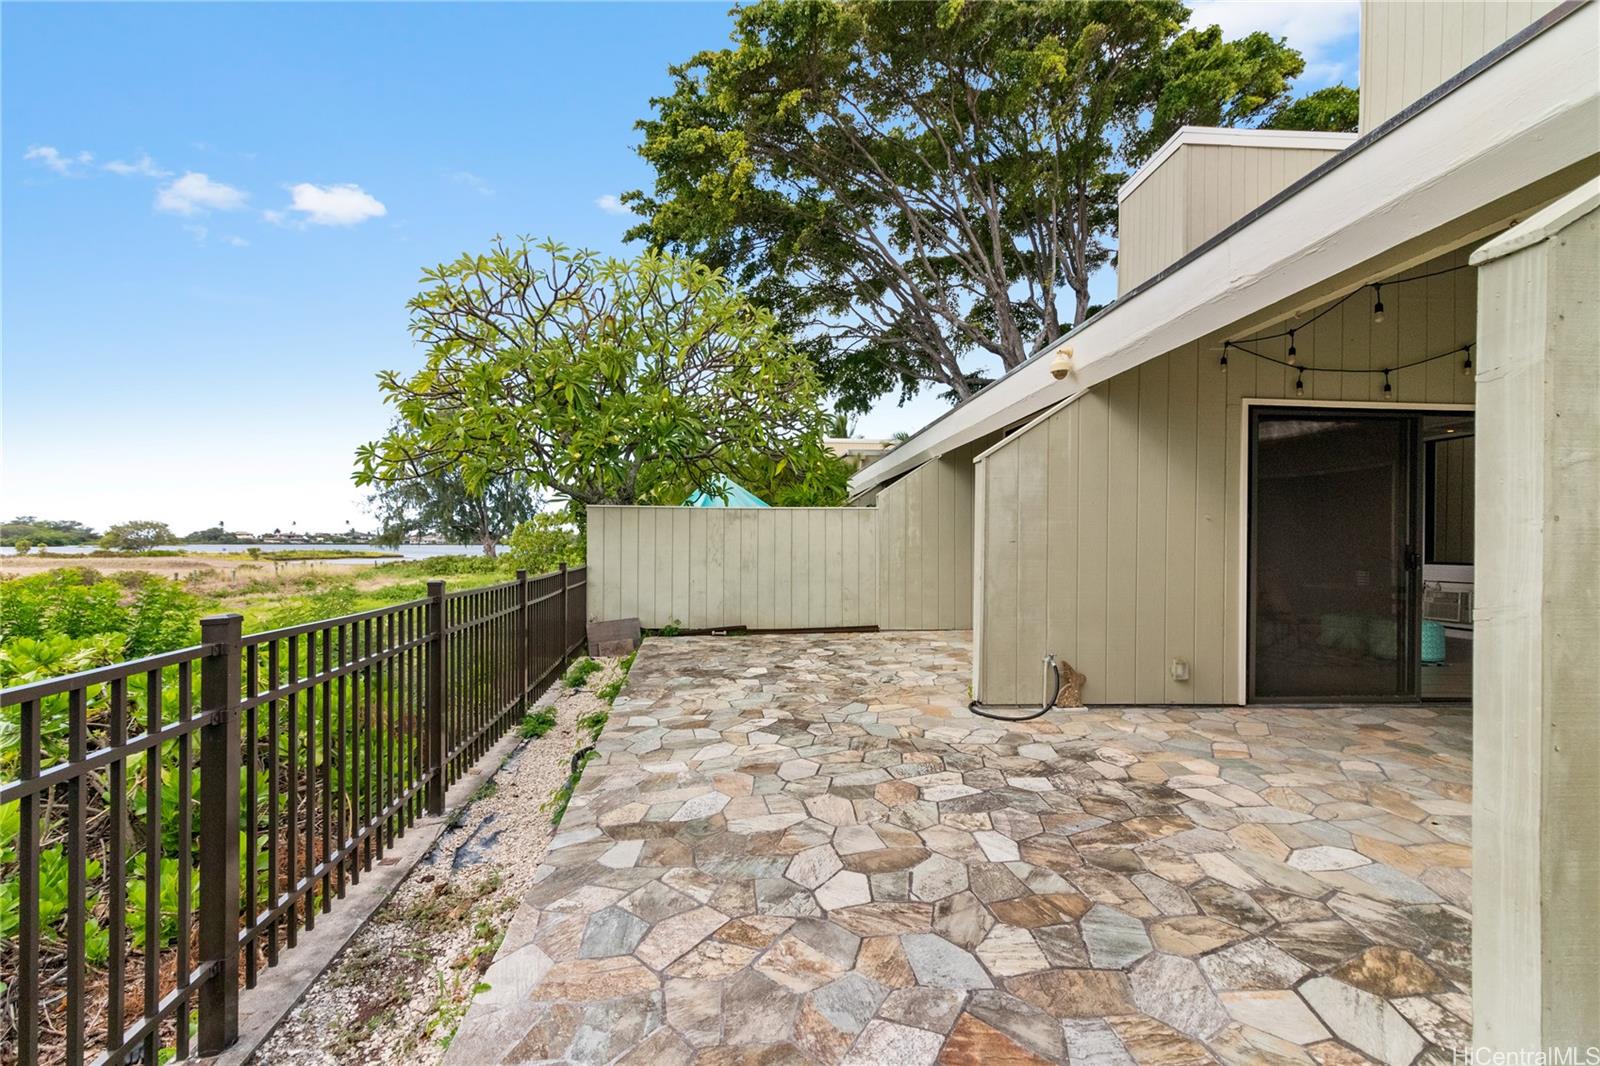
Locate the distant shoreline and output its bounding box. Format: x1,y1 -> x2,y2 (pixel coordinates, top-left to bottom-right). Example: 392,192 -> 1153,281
0,543 -> 489,579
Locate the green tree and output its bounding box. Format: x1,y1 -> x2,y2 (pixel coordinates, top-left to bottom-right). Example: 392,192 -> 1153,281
356,238 -> 838,507
181,525 -> 239,544
1,517 -> 97,547
368,463 -> 541,557
626,0 -> 1312,409
97,520 -> 176,552
503,512 -> 585,575
1264,84 -> 1359,132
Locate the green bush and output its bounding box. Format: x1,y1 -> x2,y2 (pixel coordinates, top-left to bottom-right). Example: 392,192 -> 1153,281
562,657 -> 602,689
503,513 -> 583,577
518,706 -> 558,739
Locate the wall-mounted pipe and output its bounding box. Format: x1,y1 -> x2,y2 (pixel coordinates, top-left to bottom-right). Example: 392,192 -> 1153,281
968,653 -> 1063,722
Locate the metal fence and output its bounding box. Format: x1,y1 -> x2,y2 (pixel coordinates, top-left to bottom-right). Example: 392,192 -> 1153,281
0,565 -> 586,1065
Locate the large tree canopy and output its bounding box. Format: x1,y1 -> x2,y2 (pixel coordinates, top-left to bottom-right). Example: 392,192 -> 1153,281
356,238 -> 839,507
626,0 -> 1329,409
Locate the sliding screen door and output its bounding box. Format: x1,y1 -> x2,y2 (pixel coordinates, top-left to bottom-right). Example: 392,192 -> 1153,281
1250,412 -> 1417,701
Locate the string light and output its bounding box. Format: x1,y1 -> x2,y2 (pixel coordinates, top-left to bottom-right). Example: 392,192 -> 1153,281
1214,263 -> 1480,393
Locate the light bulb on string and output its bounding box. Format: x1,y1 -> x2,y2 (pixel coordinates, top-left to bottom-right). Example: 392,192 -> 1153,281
1286,329 -> 1297,366
1462,346 -> 1473,377
1382,370 -> 1393,397
1295,372 -> 1305,396
1372,284 -> 1386,324
1219,341 -> 1229,373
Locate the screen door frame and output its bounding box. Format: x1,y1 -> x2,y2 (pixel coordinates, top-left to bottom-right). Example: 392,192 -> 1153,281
1240,399 -> 1474,704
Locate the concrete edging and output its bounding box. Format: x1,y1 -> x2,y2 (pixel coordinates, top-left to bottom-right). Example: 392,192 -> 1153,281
193,730 -> 524,1066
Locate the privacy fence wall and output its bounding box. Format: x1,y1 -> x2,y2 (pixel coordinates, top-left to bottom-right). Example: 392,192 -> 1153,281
587,506 -> 879,630
588,470 -> 977,633
0,565 -> 585,1066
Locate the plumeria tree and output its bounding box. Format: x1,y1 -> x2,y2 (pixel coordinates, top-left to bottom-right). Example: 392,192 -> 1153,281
356,238 -> 841,507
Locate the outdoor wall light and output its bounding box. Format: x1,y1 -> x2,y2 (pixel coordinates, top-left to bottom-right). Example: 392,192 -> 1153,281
1049,346 -> 1074,380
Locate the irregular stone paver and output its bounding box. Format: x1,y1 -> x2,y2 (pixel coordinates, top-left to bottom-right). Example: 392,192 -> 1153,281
451,631 -> 1472,1064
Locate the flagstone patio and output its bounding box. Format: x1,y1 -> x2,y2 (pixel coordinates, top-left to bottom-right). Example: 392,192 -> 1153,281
446,631 -> 1472,1066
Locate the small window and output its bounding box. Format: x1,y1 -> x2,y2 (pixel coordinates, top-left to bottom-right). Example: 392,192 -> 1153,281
1424,432 -> 1474,565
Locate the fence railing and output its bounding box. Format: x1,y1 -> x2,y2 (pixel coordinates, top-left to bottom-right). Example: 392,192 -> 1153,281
0,564 -> 586,1066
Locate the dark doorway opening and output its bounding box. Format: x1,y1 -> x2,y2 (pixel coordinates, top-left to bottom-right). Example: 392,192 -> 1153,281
1248,408 -> 1473,703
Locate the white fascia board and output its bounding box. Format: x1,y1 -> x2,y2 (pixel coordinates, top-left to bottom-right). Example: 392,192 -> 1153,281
1471,176 -> 1600,264
850,3 -> 1599,497
1117,126 -> 1358,202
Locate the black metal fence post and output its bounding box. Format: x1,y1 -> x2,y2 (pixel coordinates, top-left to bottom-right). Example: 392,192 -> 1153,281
516,569 -> 530,710
559,562 -> 571,663
426,580 -> 447,814
198,614 -> 243,1055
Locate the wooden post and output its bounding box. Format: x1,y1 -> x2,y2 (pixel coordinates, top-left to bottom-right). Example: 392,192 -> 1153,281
425,580 -> 447,815
197,614 -> 242,1055
515,569 -> 530,711
1469,181 -> 1600,1049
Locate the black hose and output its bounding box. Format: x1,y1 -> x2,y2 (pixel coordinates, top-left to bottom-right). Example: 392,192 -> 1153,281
968,658 -> 1062,722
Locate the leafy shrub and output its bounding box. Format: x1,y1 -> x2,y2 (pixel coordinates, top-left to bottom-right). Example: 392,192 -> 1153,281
503,514 -> 583,577
518,707 -> 558,739
562,658 -> 601,689
123,580 -> 199,656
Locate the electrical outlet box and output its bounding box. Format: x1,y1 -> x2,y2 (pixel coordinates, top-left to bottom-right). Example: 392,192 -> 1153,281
1170,658 -> 1190,681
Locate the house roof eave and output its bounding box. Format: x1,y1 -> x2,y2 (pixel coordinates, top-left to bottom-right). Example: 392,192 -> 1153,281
849,0 -> 1598,497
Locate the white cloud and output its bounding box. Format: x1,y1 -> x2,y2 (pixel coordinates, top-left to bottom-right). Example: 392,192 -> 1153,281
24,145 -> 94,175
1188,1 -> 1360,85
155,171 -> 249,215
182,223 -> 208,243
104,153 -> 171,179
279,182 -> 387,226
595,194 -> 629,216
224,235 -> 250,247
448,170 -> 494,197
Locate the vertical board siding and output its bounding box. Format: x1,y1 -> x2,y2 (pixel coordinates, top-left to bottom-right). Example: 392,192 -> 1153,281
1118,143 -> 1346,295
977,247 -> 1477,705
873,443 -> 981,631
1359,0 -> 1563,131
587,507 -> 878,630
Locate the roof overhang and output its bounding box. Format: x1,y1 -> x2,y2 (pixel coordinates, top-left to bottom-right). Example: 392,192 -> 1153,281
851,0 -> 1599,497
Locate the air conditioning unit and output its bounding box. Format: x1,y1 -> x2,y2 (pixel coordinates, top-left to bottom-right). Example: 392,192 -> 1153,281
1423,585 -> 1472,624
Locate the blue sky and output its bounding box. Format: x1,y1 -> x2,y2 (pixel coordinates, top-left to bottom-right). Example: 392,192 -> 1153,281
2,2 -> 1358,535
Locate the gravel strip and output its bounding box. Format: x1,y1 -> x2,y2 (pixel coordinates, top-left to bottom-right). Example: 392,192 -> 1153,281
252,657 -> 624,1065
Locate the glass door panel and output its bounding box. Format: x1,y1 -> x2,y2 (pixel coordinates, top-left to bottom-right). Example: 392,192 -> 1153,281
1250,413 -> 1416,701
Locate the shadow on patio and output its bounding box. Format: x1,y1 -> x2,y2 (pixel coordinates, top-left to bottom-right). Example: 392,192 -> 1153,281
446,631 -> 1471,1066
